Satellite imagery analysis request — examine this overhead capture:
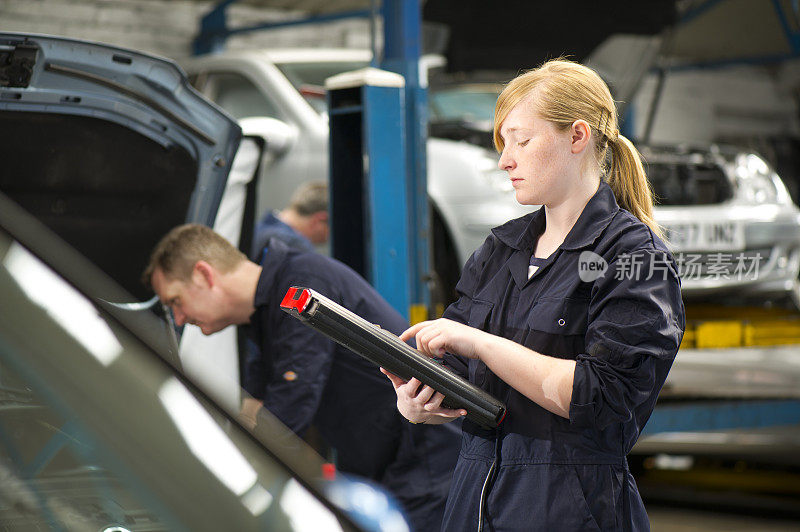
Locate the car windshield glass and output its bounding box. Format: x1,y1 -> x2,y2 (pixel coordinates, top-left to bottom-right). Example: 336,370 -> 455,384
429,88 -> 498,123
0,226 -> 353,531
274,61 -> 369,114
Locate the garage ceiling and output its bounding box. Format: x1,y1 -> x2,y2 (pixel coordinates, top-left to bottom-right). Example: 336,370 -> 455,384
668,0 -> 800,64
202,0 -> 799,72
422,0 -> 676,72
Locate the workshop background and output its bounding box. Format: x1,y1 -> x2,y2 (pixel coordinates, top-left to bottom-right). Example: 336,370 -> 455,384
3,0 -> 800,530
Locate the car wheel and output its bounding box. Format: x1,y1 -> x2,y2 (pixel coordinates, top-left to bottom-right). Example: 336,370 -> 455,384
431,208 -> 461,313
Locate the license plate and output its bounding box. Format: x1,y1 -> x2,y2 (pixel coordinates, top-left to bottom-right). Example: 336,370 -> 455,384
662,221 -> 745,252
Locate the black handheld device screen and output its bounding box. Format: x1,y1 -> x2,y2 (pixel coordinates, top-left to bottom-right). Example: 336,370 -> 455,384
280,286 -> 507,429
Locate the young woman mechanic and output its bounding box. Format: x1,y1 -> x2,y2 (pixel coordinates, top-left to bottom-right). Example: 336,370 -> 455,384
383,59 -> 685,531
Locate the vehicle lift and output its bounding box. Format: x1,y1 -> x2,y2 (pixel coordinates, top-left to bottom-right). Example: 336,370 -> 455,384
192,0 -> 800,459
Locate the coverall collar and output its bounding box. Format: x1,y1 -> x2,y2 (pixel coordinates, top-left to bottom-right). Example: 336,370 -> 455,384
253,237 -> 291,312
492,180 -> 620,252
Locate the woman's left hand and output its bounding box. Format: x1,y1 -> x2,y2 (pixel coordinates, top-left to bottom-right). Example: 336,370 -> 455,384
400,318 -> 486,360
380,370 -> 466,424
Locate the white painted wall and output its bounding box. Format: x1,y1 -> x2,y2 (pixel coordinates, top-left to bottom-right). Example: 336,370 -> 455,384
0,0 -> 372,61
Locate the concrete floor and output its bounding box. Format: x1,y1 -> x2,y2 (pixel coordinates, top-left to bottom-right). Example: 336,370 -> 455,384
648,505 -> 800,531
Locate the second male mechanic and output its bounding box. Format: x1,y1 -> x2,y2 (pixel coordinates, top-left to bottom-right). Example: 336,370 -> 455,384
251,180 -> 329,257
144,224 -> 460,531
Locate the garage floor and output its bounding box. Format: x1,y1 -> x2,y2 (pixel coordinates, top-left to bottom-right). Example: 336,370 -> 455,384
648,505 -> 800,531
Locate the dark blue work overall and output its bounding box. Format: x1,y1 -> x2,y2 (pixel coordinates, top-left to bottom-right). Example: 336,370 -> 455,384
250,211 -> 315,258
244,238 -> 461,531
441,182 -> 685,531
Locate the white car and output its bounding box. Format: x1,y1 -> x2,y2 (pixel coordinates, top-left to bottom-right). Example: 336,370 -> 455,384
182,49 -> 534,303
641,143 -> 800,306
428,82 -> 800,307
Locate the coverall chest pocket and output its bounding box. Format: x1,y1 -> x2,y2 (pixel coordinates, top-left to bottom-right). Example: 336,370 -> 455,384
523,297 -> 589,357
467,300 -> 493,386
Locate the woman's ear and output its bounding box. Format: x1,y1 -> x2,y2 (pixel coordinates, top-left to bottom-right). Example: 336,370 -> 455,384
570,119 -> 592,154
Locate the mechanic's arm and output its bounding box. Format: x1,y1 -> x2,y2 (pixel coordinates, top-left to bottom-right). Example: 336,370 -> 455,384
258,312 -> 336,435
381,235 -> 498,424
240,397 -> 263,430
398,321 -> 575,419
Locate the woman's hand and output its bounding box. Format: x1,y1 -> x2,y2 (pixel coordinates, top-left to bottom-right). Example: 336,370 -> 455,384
380,369 -> 466,424
400,318 -> 486,360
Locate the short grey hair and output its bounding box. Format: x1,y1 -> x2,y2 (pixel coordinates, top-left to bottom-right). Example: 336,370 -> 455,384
288,181 -> 328,216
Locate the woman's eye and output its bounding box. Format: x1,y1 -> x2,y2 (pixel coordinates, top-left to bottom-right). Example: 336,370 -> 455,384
518,139 -> 530,147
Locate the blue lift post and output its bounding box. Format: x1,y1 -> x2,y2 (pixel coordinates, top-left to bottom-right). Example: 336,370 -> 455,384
326,70 -> 413,319
193,0 -> 429,322
323,0 -> 429,322
379,0 -> 430,324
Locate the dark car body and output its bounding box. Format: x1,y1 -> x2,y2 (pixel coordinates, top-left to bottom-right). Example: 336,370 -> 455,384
0,32 -> 407,532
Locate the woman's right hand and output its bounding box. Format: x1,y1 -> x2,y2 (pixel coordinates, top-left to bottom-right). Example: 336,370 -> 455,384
380,368 -> 466,424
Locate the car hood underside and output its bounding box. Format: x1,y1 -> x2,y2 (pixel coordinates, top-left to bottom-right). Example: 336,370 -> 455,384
1,111 -> 197,300
0,33 -> 241,300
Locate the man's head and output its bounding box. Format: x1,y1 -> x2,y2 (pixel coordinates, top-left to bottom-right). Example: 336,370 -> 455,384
284,181 -> 329,245
143,224 -> 250,335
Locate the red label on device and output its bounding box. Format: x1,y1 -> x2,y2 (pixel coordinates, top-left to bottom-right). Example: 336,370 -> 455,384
280,287 -> 311,313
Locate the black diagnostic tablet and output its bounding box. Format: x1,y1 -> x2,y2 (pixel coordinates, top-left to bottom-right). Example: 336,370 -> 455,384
280,286 -> 506,429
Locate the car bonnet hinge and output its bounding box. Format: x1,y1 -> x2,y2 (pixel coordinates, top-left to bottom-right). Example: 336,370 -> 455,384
0,41 -> 39,88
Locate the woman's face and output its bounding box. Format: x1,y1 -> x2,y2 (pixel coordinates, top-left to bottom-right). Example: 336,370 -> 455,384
497,99 -> 575,206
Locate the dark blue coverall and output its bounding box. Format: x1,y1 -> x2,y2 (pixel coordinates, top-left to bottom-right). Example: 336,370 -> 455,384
440,182 -> 685,531
244,238 -> 461,531
250,211 -> 315,258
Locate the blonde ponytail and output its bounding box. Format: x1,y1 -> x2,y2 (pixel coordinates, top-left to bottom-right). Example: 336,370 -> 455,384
607,134 -> 663,240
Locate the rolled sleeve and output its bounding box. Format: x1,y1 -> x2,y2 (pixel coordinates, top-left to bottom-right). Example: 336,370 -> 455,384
569,249 -> 685,432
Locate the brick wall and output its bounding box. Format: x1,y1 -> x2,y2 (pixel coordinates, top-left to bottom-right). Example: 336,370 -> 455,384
0,0 -> 373,61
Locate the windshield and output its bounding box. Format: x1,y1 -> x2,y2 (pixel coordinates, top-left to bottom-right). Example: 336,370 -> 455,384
429,86 -> 499,124
275,61 -> 369,114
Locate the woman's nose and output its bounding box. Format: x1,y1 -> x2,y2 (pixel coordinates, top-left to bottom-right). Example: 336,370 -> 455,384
498,147 -> 514,171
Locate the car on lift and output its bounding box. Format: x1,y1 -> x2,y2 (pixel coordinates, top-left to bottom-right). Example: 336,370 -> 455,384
426,82 -> 800,307
181,49 -> 536,303
641,143 -> 800,306
0,32 -> 408,531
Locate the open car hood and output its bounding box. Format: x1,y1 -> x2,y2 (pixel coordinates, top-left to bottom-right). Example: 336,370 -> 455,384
0,32 -> 241,300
